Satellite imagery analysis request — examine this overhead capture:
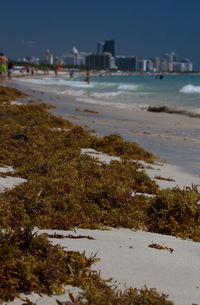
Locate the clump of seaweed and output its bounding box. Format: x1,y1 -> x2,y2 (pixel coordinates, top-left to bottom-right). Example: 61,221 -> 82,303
91,133 -> 155,161
0,225 -> 98,302
83,108 -> 99,114
146,186 -> 200,241
0,86 -> 27,104
148,243 -> 174,253
75,285 -> 174,305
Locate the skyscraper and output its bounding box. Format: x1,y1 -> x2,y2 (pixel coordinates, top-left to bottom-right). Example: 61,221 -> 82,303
115,56 -> 136,71
86,53 -> 112,69
97,41 -> 104,53
103,40 -> 115,57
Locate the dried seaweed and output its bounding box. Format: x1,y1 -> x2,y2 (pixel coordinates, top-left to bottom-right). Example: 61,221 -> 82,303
45,233 -> 95,240
83,109 -> 99,114
148,243 -> 174,253
154,175 -> 175,182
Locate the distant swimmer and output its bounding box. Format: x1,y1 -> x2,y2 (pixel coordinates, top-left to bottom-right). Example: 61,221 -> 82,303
159,74 -> 164,80
85,70 -> 90,84
0,53 -> 7,82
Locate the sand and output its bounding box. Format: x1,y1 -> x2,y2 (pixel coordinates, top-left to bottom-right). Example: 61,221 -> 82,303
0,166 -> 27,193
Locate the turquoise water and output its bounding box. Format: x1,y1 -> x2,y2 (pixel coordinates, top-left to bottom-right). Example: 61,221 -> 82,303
18,74 -> 200,112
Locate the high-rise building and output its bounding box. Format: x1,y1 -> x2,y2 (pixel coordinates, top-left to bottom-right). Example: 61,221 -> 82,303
97,41 -> 104,53
44,49 -> 54,65
137,59 -> 148,72
62,46 -> 87,66
173,59 -> 193,72
152,57 -> 160,72
163,51 -> 176,63
160,59 -> 168,72
115,56 -> 136,71
86,53 -> 112,69
103,40 -> 115,57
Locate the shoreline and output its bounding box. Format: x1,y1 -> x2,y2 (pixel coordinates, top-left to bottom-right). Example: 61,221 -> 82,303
9,77 -> 200,178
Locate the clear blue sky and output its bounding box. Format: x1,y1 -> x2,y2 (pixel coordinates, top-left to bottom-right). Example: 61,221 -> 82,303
1,0 -> 199,68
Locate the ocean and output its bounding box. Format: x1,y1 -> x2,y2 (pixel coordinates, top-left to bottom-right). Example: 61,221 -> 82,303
17,74 -> 200,113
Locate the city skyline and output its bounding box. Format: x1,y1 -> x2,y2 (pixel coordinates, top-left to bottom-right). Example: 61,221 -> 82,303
1,0 -> 200,69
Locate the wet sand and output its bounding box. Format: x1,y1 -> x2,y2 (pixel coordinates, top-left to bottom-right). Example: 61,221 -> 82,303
9,79 -> 200,178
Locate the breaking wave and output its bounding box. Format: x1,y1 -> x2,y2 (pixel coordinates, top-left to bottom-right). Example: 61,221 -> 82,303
118,84 -> 138,91
90,91 -> 124,97
17,77 -> 95,88
180,84 -> 200,94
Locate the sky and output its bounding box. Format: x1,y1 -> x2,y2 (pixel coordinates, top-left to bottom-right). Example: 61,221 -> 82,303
1,0 -> 200,69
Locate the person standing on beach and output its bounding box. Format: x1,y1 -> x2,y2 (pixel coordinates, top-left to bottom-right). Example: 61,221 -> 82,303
7,60 -> 14,80
0,53 -> 7,82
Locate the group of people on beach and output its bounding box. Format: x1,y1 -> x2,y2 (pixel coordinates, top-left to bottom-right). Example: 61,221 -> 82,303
0,53 -> 13,82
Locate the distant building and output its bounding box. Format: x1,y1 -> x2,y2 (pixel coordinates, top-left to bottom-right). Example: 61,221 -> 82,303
180,59 -> 193,72
22,56 -> 40,65
102,40 -> 115,57
115,56 -> 137,71
86,52 -> 112,69
173,59 -> 193,72
137,59 -> 148,72
163,51 -> 176,63
152,57 -> 160,72
44,49 -> 54,65
62,46 -> 87,66
160,59 -> 168,72
97,41 -> 104,53
63,46 -> 78,66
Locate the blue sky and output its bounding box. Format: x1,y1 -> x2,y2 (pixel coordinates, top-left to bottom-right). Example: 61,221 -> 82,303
1,0 -> 199,68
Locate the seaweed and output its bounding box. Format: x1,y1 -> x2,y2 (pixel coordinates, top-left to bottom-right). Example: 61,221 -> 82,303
0,226 -> 98,302
148,243 -> 174,253
154,175 -> 175,182
146,186 -> 200,241
83,109 -> 99,114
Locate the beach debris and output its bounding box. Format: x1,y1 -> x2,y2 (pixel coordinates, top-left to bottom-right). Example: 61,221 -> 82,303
45,233 -> 95,240
83,108 -> 99,114
154,175 -> 175,182
148,105 -> 200,118
148,243 -> 174,253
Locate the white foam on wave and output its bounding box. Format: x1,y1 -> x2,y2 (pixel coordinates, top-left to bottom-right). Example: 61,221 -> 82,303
180,84 -> 200,94
90,91 -> 124,98
118,84 -> 138,91
60,89 -> 86,97
17,77 -> 94,88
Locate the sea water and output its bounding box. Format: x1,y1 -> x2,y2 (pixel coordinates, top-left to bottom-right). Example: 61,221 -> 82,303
18,74 -> 200,113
